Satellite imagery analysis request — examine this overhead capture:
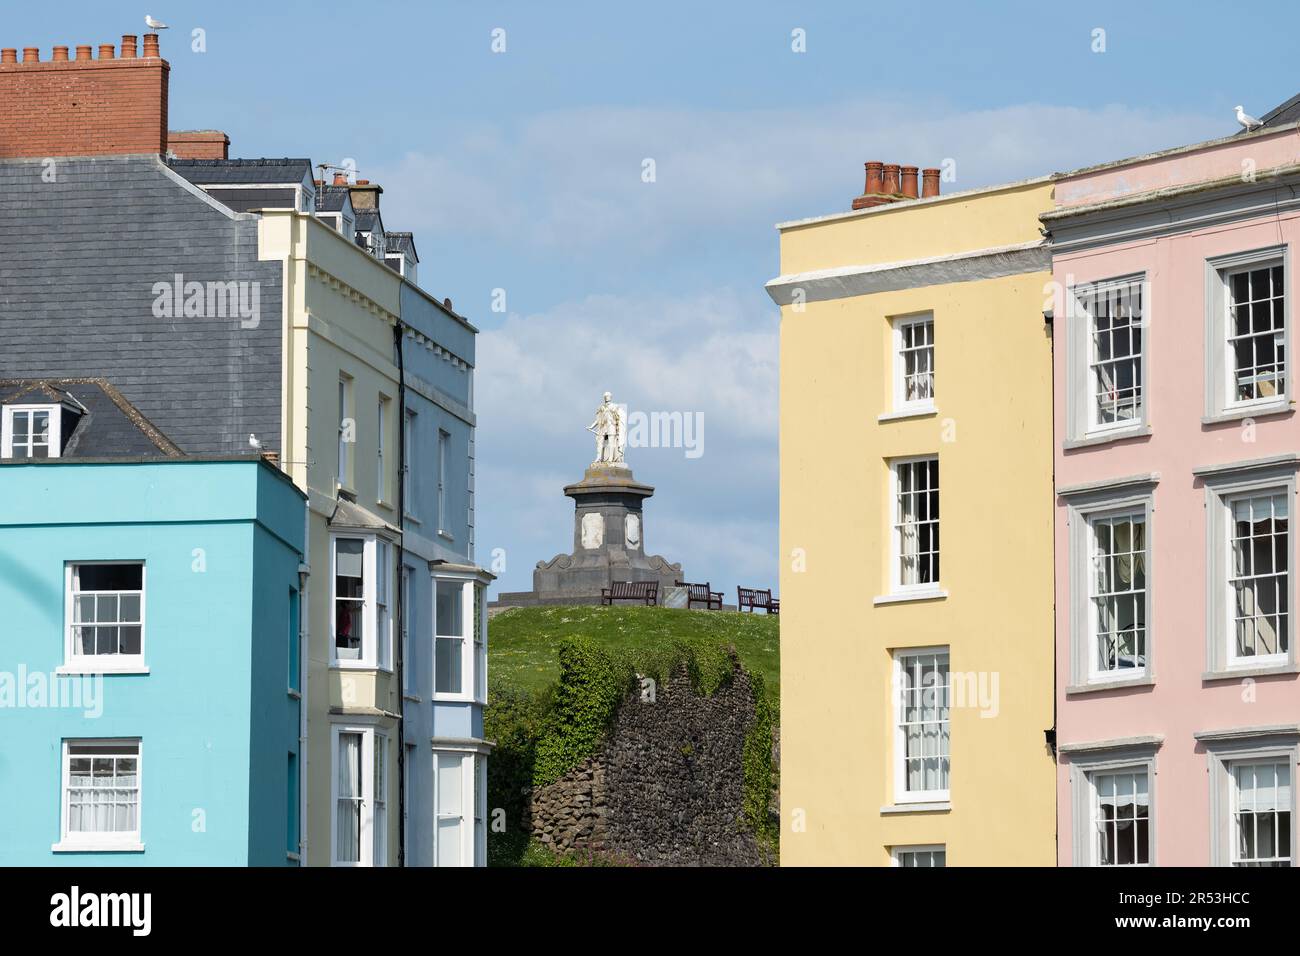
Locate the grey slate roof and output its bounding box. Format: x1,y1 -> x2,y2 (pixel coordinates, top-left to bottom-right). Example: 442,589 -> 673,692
0,379 -> 181,458
355,209 -> 383,234
385,231 -> 418,261
1261,92 -> 1300,129
0,154 -> 284,456
316,185 -> 353,212
168,158 -> 313,185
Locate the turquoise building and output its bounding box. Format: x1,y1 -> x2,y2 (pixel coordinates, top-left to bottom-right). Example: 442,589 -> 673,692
0,448 -> 306,865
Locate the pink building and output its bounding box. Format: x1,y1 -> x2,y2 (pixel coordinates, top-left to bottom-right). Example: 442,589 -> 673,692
1047,120 -> 1300,866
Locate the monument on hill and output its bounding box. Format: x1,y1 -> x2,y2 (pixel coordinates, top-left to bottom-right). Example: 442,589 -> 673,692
494,392 -> 683,606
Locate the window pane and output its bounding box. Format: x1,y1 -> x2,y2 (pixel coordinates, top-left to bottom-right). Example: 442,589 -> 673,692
436,582 -> 462,636
436,637 -> 462,694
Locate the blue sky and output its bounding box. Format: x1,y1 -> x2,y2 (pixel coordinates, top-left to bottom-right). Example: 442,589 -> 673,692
12,1 -> 1300,596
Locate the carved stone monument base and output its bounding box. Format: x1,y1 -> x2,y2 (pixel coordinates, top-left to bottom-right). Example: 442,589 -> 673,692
494,462 -> 683,607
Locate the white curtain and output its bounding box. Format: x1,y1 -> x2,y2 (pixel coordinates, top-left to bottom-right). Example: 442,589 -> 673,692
337,733 -> 361,863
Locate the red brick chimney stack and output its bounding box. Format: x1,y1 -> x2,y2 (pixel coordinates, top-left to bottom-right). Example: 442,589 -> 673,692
0,34 -> 170,158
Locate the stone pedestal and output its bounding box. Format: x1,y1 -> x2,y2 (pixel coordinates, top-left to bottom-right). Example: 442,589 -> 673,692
495,462 -> 683,606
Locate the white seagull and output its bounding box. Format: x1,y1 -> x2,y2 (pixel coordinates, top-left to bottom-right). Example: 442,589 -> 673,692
1235,105 -> 1263,132
144,15 -> 169,31
248,433 -> 263,451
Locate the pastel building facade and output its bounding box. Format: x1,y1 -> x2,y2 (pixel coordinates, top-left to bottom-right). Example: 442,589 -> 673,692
770,167 -> 1057,865
1047,122 -> 1300,866
0,453 -> 305,866
0,35 -> 489,866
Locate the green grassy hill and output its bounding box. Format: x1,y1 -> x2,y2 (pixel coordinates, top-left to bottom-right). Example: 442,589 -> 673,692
488,604 -> 780,705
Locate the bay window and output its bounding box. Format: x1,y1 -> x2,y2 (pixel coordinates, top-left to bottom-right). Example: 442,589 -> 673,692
331,725 -> 390,867
331,534 -> 395,668
433,749 -> 487,867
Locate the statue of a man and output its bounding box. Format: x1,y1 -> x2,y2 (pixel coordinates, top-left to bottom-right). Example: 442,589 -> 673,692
587,391 -> 625,465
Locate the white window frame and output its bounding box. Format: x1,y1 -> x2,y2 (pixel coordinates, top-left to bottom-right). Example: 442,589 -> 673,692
1204,732 -> 1298,867
1067,745 -> 1158,867
330,724 -> 387,867
61,561 -> 147,674
432,748 -> 488,867
403,407 -> 418,522
432,575 -> 477,702
53,738 -> 144,853
1,403 -> 61,459
377,395 -> 389,505
374,732 -> 389,867
402,565 -> 416,696
1066,274 -> 1149,445
437,428 -> 450,535
1204,246 -> 1290,422
1062,481 -> 1157,691
891,646 -> 950,805
891,313 -> 935,415
330,533 -> 395,669
337,375 -> 352,489
1087,766 -> 1152,867
890,844 -> 946,867
888,456 -> 942,597
1202,464 -> 1296,677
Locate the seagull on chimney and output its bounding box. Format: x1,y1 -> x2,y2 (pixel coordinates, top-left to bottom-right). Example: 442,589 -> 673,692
249,433 -> 263,451
144,15 -> 169,30
1235,105 -> 1263,132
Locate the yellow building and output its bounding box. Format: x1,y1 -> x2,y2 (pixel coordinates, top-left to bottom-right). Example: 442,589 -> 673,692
769,170 -> 1056,865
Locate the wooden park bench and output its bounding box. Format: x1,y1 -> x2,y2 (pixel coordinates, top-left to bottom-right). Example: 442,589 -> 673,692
737,587 -> 780,615
601,580 -> 659,606
675,580 -> 723,610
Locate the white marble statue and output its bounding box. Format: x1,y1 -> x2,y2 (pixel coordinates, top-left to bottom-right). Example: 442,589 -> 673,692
587,391 -> 627,465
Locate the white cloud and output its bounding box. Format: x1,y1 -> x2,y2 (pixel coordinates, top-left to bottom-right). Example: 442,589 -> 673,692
371,98 -> 1223,256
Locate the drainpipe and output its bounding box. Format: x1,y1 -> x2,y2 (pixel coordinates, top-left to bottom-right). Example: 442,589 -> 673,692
395,320 -> 408,867
297,510 -> 309,866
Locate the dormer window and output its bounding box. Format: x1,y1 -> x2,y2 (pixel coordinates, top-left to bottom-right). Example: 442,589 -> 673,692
2,404 -> 61,458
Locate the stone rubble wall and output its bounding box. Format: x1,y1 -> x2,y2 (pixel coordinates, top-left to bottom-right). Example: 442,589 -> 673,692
527,663 -> 771,866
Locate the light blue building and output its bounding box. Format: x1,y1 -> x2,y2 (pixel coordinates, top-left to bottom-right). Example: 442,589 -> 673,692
0,440 -> 306,865
396,280 -> 494,867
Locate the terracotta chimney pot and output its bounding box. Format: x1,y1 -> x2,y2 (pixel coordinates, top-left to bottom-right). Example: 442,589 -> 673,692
98,44 -> 115,59
121,35 -> 137,58
52,46 -> 70,62
22,47 -> 39,63
900,166 -> 919,199
75,45 -> 92,61
142,33 -> 160,57
1,49 -> 18,64
864,161 -> 883,195
333,172 -> 349,186
882,164 -> 901,195
922,168 -> 941,198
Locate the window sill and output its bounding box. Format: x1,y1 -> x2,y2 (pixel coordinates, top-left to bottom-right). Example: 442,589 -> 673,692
331,660 -> 379,671
1063,424 -> 1151,451
1203,663 -> 1300,682
873,589 -> 948,606
52,840 -> 144,853
287,688 -> 302,700
1066,676 -> 1154,695
877,405 -> 937,423
1202,401 -> 1293,426
403,513 -> 421,526
880,801 -> 951,815
437,530 -> 456,543
287,852 -> 301,863
432,693 -> 475,704
56,664 -> 149,676
402,693 -> 422,703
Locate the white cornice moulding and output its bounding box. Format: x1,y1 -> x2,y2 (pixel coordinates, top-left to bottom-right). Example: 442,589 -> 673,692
765,241 -> 1049,306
